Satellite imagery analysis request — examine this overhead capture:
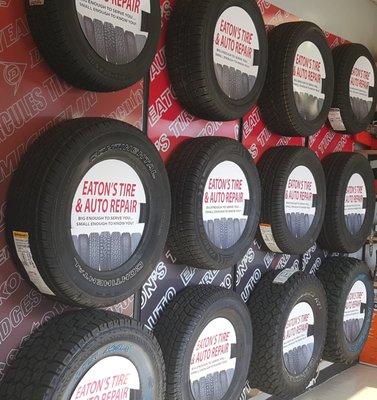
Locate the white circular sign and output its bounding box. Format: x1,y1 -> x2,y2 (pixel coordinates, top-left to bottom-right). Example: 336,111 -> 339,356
70,356 -> 140,400
350,56 -> 375,120
202,161 -> 250,248
71,159 -> 146,270
293,41 -> 326,120
213,6 -> 259,99
343,280 -> 367,342
75,0 -> 150,63
190,318 -> 237,400
285,166 -> 317,238
283,302 -> 315,375
344,173 -> 367,234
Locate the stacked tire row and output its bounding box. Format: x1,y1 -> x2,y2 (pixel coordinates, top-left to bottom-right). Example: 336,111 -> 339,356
1,0 -> 377,400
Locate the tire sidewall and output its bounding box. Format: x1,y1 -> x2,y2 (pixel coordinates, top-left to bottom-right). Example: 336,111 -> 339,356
194,142 -> 261,266
52,326 -> 163,399
278,279 -> 327,391
45,0 -> 161,88
200,0 -> 268,117
36,127 -> 170,304
179,296 -> 252,400
283,23 -> 334,135
334,271 -> 374,360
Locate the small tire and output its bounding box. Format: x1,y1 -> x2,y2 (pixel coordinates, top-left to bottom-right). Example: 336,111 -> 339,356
167,137 -> 261,269
258,21 -> 334,137
318,152 -> 375,253
317,257 -> 374,364
258,146 -> 326,255
154,285 -> 252,400
26,0 -> 161,91
248,270 -> 327,399
6,118 -> 171,307
0,310 -> 165,400
328,44 -> 377,134
166,0 -> 268,121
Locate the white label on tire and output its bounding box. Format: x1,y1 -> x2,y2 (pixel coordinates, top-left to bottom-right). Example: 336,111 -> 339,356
213,6 -> 259,100
283,302 -> 315,375
260,223 -> 283,253
71,356 -> 140,400
350,56 -> 375,120
190,318 -> 237,400
273,267 -> 299,285
284,166 -> 317,238
71,159 -> 146,270
344,173 -> 367,234
202,161 -> 250,249
343,280 -> 367,342
12,231 -> 55,296
75,0 -> 150,64
293,41 -> 326,121
328,108 -> 346,131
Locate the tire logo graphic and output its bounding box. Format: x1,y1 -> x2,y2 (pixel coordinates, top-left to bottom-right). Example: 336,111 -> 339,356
0,61 -> 27,95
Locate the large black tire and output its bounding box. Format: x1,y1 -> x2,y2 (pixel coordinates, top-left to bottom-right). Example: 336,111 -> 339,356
167,0 -> 268,121
167,137 -> 261,270
7,118 -> 171,307
258,146 -> 326,255
249,270 -> 327,399
328,44 -> 377,134
317,257 -> 374,364
0,309 -> 165,400
26,0 -> 161,91
318,152 -> 375,253
154,285 -> 252,400
259,21 -> 334,137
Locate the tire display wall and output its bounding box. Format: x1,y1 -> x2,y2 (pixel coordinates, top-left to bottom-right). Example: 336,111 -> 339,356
26,0 -> 161,91
154,286 -> 252,400
317,257 -> 374,364
0,310 -> 166,399
258,146 -> 326,255
319,152 -> 375,253
259,21 -> 335,137
249,270 -> 327,399
329,44 -> 377,134
166,0 -> 268,121
0,1 -> 364,399
167,137 -> 261,270
6,118 -> 171,308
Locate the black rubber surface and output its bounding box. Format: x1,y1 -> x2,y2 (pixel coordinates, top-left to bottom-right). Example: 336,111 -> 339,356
0,309 -> 165,400
257,146 -> 326,255
6,118 -> 171,307
154,285 -> 252,400
330,44 -> 377,134
167,0 -> 268,121
258,21 -> 334,137
26,0 -> 161,91
317,257 -> 374,364
167,137 -> 261,270
248,270 -> 327,399
318,152 -> 375,253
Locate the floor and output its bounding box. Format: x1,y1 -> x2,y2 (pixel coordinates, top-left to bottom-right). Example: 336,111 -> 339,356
296,364 -> 377,400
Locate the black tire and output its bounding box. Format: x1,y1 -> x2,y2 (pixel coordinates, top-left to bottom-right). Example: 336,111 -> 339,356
318,152 -> 375,253
7,118 -> 171,307
248,270 -> 327,399
258,146 -> 326,255
0,310 -> 165,400
26,0 -> 161,91
259,21 -> 334,137
317,257 -> 374,364
329,44 -> 377,134
167,0 -> 268,121
155,286 -> 252,400
167,137 -> 261,269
